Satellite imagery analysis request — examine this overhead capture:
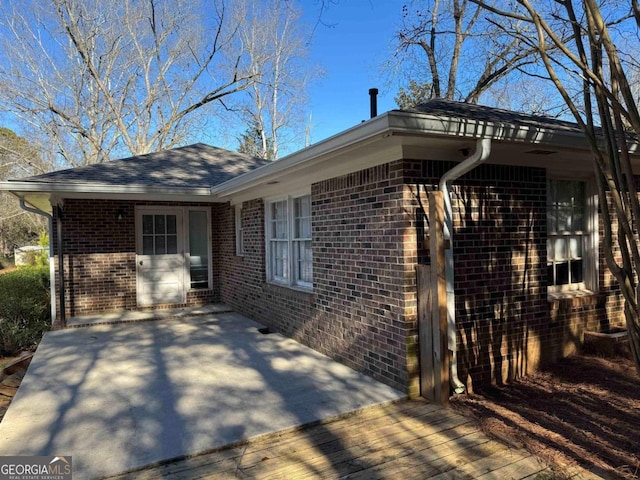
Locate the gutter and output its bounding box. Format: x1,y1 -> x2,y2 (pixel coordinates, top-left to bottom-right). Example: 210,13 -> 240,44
211,110 -> 604,200
210,113 -> 394,197
18,198 -> 57,326
439,138 -> 492,394
0,181 -> 213,197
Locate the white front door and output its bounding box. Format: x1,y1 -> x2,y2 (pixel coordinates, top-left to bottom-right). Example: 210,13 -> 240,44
136,209 -> 186,306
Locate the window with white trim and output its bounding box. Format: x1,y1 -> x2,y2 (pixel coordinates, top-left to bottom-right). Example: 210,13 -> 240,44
293,195 -> 312,286
187,209 -> 211,290
235,205 -> 244,256
547,179 -> 596,294
266,194 -> 312,289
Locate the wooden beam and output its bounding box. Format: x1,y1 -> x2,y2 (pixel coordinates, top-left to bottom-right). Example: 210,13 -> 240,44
428,191 -> 449,405
417,264 -> 434,401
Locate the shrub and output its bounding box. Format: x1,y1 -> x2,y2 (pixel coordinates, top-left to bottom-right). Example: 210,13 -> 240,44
0,255 -> 14,271
36,232 -> 49,267
0,265 -> 50,356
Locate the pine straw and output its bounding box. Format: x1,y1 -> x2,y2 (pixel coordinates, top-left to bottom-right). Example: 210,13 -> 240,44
451,354 -> 640,479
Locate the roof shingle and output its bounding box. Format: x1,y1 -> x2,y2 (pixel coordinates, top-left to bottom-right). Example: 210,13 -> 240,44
17,143 -> 269,188
403,98 -> 584,134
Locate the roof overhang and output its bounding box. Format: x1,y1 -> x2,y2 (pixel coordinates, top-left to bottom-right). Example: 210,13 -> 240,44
0,181 -> 218,214
211,109 -> 639,202
5,108 -> 640,210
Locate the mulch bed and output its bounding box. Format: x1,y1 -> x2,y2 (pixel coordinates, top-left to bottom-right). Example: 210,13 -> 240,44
0,355 -> 31,423
451,353 -> 640,479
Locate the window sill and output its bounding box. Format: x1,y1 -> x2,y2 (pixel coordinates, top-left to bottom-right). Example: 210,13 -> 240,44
548,290 -> 605,309
188,287 -> 213,293
548,289 -> 596,301
264,281 -> 314,299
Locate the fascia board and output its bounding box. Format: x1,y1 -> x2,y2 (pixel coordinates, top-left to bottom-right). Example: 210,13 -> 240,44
386,112 -> 593,148
211,110 -> 613,198
210,113 -> 394,197
387,111 -> 640,152
0,181 -> 213,197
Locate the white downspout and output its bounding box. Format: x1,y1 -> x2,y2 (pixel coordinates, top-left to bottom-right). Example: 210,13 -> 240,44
439,138 -> 492,394
19,198 -> 56,325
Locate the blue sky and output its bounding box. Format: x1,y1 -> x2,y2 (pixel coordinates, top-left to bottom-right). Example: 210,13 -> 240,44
0,0 -> 407,161
300,1 -> 403,143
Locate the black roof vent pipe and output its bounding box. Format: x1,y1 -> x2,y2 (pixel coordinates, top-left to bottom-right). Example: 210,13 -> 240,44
369,88 -> 378,118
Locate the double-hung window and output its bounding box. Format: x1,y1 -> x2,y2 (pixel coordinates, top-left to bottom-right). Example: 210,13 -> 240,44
547,179 -> 596,294
266,194 -> 312,289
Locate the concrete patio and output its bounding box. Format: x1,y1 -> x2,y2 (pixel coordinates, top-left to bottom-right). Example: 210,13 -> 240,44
0,311 -> 405,479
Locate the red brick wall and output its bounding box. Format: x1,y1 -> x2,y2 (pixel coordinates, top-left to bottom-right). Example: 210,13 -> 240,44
404,161 -> 621,392
221,159 -> 629,394
220,161 -> 416,394
52,161 -> 629,394
312,161 -> 414,392
52,199 -> 219,320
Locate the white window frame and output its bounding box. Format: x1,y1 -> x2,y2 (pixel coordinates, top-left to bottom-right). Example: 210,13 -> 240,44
235,204 -> 244,256
186,207 -> 212,291
265,192 -> 313,290
547,177 -> 598,297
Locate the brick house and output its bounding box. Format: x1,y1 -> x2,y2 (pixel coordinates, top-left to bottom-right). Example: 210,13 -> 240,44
1,99 -> 630,396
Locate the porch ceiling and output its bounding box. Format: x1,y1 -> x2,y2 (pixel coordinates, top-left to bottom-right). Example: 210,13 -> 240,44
1,184 -> 221,214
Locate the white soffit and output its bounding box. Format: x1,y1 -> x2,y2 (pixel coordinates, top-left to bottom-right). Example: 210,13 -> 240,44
212,110 -> 604,200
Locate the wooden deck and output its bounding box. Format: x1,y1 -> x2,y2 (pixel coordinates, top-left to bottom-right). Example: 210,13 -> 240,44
107,399 -> 597,480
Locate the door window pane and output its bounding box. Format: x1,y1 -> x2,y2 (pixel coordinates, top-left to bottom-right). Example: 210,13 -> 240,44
141,214 -> 180,256
155,236 -> 166,255
142,236 -> 154,255
143,215 -> 154,235
155,215 -> 166,234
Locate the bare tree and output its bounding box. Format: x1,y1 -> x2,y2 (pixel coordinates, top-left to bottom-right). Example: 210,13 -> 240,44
469,0 -> 640,374
232,0 -> 317,159
393,0 -> 540,106
0,0 -> 256,165
0,128 -> 47,254
395,79 -> 434,110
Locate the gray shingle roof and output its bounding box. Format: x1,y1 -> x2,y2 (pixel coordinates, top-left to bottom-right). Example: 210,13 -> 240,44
18,143 -> 269,188
403,99 -> 584,134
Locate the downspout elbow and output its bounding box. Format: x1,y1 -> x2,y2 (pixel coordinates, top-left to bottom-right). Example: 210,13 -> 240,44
439,138 -> 492,194
439,138 -> 491,395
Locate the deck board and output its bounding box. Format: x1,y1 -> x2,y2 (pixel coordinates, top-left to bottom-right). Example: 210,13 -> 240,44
107,399 -> 596,480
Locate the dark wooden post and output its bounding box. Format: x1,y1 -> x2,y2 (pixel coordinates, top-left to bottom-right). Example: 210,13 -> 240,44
417,264 -> 434,401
